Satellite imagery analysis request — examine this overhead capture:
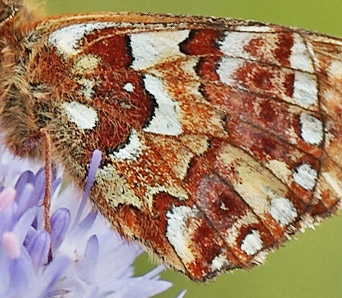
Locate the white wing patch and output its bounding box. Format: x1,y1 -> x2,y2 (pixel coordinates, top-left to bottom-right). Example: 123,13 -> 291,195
112,129 -> 143,161
219,32 -> 255,59
217,57 -> 244,87
290,34 -> 314,72
143,74 -> 182,136
130,30 -> 190,70
270,197 -> 297,226
62,101 -> 98,130
300,113 -> 323,145
241,229 -> 263,256
48,22 -> 115,55
293,163 -> 318,191
123,82 -> 135,93
166,205 -> 199,264
210,254 -> 230,272
293,71 -> 318,108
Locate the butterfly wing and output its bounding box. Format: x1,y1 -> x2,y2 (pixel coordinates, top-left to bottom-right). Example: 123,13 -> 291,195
4,13 -> 342,280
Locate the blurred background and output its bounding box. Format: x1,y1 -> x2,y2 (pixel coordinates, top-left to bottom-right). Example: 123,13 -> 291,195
44,1 -> 342,297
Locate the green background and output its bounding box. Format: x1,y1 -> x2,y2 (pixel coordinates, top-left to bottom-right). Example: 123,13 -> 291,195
44,1 -> 342,297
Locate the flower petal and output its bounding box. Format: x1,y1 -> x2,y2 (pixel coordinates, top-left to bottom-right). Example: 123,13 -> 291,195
26,230 -> 51,269
76,235 -> 99,283
12,207 -> 37,244
15,183 -> 34,218
50,208 -> 71,252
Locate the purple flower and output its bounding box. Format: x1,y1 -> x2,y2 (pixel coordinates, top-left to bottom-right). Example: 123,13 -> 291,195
0,142 -> 174,298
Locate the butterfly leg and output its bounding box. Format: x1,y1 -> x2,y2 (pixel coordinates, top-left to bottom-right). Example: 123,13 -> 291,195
39,128 -> 52,233
21,128 -> 53,233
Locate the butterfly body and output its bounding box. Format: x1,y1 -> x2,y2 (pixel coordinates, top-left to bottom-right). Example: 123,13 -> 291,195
0,0 -> 342,280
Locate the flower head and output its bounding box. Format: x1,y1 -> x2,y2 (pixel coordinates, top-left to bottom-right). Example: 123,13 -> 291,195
0,143 -> 173,298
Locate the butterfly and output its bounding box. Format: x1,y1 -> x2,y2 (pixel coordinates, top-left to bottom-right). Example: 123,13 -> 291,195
0,0 -> 341,281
